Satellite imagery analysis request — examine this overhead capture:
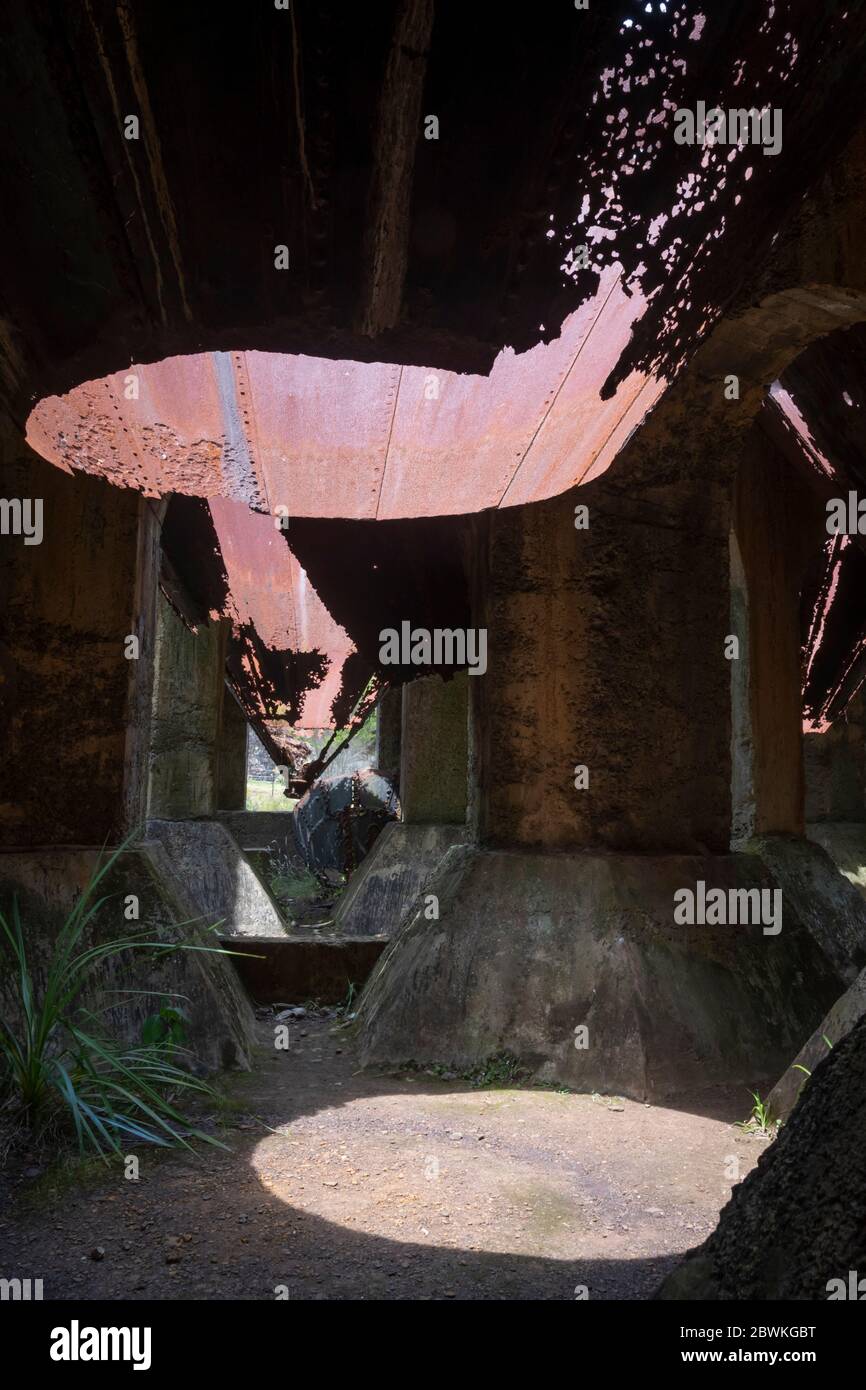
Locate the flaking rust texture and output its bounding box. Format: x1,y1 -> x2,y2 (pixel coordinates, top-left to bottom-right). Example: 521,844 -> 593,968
763,323 -> 866,730
18,4 -> 866,521
158,496 -> 365,741
26,299 -> 664,519
209,498 -> 357,731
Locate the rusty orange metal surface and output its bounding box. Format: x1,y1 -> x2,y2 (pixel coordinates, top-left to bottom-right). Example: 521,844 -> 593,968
25,273 -> 661,520
209,497 -> 355,730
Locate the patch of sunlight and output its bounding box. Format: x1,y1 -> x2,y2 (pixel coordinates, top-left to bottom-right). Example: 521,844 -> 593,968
247,1093 -> 587,1256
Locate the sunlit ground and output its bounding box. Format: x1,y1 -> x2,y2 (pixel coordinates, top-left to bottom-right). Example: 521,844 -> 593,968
246,1023 -> 766,1270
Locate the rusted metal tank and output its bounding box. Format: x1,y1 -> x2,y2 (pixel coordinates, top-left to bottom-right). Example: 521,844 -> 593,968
292,769 -> 399,883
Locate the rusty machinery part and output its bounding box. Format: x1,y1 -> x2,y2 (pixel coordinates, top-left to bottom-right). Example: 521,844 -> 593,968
291,769 -> 400,886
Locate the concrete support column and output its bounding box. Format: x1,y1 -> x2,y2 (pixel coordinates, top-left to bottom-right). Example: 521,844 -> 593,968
146,596 -> 229,819
475,475 -> 732,852
216,685 -> 248,812
805,692 -> 866,824
733,431 -> 825,837
122,497 -> 165,832
333,673 -> 469,938
0,433 -> 143,847
358,453 -> 866,1098
375,684 -> 402,780
400,672 -> 468,824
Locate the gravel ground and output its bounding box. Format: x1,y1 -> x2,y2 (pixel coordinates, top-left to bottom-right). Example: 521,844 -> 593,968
0,1017 -> 769,1301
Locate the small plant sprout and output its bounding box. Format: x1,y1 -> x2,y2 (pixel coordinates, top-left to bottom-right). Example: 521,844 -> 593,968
736,1091 -> 778,1137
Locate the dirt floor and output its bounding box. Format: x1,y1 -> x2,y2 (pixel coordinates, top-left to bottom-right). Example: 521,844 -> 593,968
0,1017 -> 770,1301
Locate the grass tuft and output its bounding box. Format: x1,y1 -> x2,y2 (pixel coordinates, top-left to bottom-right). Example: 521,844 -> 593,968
0,834 -> 228,1162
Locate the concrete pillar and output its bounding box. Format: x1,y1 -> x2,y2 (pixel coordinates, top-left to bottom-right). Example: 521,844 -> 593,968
216,685 -> 248,812
332,673 -> 469,938
732,432 -> 824,837
375,684 -> 402,779
122,496 -> 165,832
0,432 -> 256,1070
146,596 -> 228,819
474,476 -> 732,852
804,691 -> 866,824
357,455 -> 866,1099
0,433 -> 143,847
400,673 -> 468,824
729,529 -> 756,846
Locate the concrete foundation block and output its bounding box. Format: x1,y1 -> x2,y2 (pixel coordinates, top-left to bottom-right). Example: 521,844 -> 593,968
758,831 -> 866,982
334,821 -> 470,938
356,844 -> 856,1100
807,820 -> 866,897
146,819 -> 289,938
